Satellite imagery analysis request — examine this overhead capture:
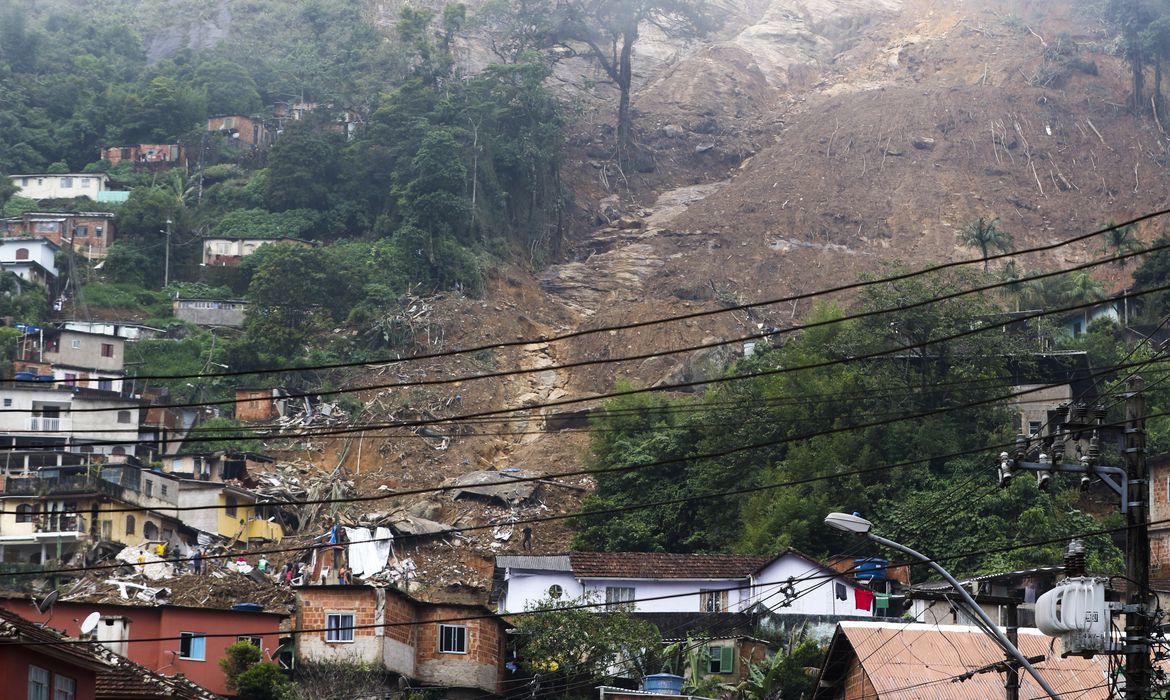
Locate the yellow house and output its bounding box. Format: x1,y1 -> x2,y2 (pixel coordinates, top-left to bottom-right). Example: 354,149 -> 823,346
215,489 -> 283,543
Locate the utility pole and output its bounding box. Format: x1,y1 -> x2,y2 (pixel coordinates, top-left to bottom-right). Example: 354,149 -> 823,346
1124,376 -> 1150,700
164,218 -> 172,288
1005,601 -> 1020,700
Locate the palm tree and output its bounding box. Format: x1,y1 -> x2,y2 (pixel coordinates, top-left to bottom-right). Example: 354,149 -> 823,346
1099,219 -> 1144,267
958,216 -> 1013,271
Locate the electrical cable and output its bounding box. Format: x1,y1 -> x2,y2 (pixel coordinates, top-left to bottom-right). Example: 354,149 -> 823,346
96,208 -> 1170,383
31,238 -> 1170,420
28,349 -> 1170,523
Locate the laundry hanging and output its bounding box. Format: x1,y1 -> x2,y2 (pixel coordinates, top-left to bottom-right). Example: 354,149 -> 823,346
854,588 -> 874,611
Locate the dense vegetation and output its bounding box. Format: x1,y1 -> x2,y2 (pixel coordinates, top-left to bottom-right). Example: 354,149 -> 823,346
0,0 -> 569,391
572,266 -> 1140,578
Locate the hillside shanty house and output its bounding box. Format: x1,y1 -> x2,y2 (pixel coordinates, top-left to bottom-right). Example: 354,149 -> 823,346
0,236 -> 59,284
172,297 -> 247,327
7,173 -> 110,200
0,211 -> 115,259
207,114 -> 270,147
296,584 -> 506,698
202,236 -> 314,266
101,144 -> 185,168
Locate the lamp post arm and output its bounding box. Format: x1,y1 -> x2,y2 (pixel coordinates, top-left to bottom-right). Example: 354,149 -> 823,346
867,532 -> 1063,700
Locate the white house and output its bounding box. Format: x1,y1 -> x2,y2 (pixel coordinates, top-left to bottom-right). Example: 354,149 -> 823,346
493,550 -> 883,621
0,236 -> 60,284
8,173 -> 110,200
0,384 -> 143,456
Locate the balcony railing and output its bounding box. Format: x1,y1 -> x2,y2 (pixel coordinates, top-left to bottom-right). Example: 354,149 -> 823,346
3,475 -> 99,495
28,417 -> 70,432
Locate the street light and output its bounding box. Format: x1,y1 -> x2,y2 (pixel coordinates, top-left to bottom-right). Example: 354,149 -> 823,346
824,512 -> 1062,700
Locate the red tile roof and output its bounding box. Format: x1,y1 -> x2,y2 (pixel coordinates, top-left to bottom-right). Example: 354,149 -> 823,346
569,552 -> 774,579
95,654 -> 222,699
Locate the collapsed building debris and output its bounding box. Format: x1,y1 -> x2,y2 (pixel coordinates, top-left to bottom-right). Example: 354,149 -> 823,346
449,469 -> 542,505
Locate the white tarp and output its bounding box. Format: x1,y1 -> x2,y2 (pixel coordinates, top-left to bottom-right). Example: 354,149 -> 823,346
345,526 -> 393,578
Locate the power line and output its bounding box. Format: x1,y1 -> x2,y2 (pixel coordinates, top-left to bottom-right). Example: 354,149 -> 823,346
107,209 -> 1170,383
7,511 -> 1169,648
11,399 -> 1165,580
36,233 -> 1170,421
37,356 -> 1166,521
8,279 -> 1170,455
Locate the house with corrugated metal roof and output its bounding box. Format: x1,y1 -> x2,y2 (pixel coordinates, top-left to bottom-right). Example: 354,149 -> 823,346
812,621 -> 1113,700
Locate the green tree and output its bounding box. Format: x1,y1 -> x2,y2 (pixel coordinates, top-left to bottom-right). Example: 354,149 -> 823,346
220,640 -> 290,700
958,216 -> 1012,271
550,0 -> 719,160
0,173 -> 16,210
511,594 -> 662,695
194,58 -> 263,116
1099,219 -> 1145,266
264,120 -> 344,212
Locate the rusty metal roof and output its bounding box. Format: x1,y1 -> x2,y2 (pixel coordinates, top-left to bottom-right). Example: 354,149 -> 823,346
822,622 -> 1113,699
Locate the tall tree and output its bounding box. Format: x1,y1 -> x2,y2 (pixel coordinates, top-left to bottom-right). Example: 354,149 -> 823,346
1099,219 -> 1145,266
958,216 -> 1012,271
548,0 -> 719,160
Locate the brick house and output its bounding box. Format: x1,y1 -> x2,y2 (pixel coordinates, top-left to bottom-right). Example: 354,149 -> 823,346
101,144 -> 185,168
296,584 -> 506,697
1149,453 -> 1170,578
207,115 -> 270,147
0,211 -> 115,259
234,388 -> 290,422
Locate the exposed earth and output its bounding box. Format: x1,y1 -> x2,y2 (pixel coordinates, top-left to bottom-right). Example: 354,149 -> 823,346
260,0 -> 1170,601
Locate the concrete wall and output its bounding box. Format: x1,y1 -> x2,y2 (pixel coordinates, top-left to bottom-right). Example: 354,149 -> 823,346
43,331 -> 125,373
501,571 -> 581,612
580,577 -> 746,614
173,299 -> 247,327
753,556 -> 873,617
0,238 -> 58,277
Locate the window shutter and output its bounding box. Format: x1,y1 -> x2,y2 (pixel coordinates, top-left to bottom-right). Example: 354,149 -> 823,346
720,646 -> 734,673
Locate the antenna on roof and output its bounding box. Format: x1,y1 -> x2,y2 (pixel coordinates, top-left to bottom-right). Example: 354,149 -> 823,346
79,611 -> 100,637
33,589 -> 58,628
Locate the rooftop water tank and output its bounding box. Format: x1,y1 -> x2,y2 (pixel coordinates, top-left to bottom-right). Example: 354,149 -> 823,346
643,674 -> 684,695
853,557 -> 888,581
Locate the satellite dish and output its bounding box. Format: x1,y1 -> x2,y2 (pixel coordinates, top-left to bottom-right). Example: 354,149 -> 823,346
34,590 -> 59,615
80,612 -> 100,636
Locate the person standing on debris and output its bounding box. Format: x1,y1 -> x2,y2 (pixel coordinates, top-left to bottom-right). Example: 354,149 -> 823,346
155,542 -> 166,558
522,527 -> 533,551
192,547 -> 203,575
258,556 -> 269,574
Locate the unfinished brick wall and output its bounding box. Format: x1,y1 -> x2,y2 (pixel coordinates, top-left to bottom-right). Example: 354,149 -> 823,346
841,657 -> 877,699
298,588 -> 378,639
414,606 -> 504,693
384,588 -> 417,645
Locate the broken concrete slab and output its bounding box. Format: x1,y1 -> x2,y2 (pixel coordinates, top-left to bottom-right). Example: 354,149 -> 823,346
449,469 -> 541,504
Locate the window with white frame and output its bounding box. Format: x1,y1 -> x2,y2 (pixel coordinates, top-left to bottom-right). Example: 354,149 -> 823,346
438,624 -> 467,654
605,586 -> 635,607
70,339 -> 80,349
53,674 -> 75,700
325,613 -> 354,642
237,636 -> 262,647
179,632 -> 206,660
28,665 -> 49,700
